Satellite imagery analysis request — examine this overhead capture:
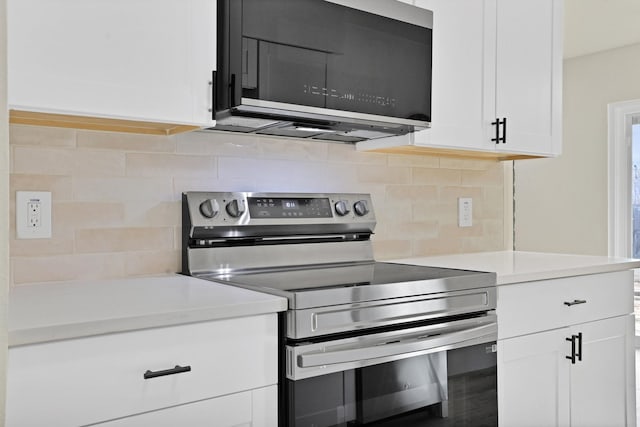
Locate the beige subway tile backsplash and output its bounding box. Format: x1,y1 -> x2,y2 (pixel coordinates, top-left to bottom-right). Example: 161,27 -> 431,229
73,177 -> 174,202
413,236 -> 463,256
461,167 -> 503,186
10,124 -> 76,147
74,150 -> 126,176
371,239 -> 413,260
54,202 -> 125,234
439,186 -> 484,202
386,184 -> 439,201
439,157 -> 492,171
387,153 -> 440,168
9,125 -> 506,285
411,202 -> 455,223
13,146 -> 75,175
259,136 -> 330,162
357,165 -> 412,185
412,167 -> 462,186
124,250 -> 181,277
10,237 -> 75,257
123,201 -> 181,227
75,227 -> 173,253
12,253 -> 127,284
176,131 -> 260,157
327,143 -> 387,165
126,153 -> 216,178
11,174 -> 73,201
77,130 -> 176,152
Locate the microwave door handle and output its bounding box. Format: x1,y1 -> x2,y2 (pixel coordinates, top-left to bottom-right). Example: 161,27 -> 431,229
297,322 -> 496,368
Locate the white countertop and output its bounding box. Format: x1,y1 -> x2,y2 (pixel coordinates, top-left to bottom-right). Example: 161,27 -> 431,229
12,252 -> 638,345
393,251 -> 640,285
9,274 -> 287,347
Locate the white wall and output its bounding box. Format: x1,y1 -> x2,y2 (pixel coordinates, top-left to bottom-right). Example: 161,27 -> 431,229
515,43 -> 640,255
0,0 -> 9,422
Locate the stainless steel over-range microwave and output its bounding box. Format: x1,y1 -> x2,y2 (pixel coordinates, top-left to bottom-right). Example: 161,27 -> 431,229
210,0 -> 433,143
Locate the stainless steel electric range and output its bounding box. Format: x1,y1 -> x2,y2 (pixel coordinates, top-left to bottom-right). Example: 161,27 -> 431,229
182,191 -> 498,427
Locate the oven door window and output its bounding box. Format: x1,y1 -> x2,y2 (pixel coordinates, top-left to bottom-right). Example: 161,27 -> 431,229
286,343 -> 497,427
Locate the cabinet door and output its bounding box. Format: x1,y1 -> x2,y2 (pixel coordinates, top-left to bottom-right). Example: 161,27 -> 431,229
7,0 -> 216,127
413,0 -> 496,152
569,315 -> 635,427
498,328 -> 571,427
493,0 -> 563,156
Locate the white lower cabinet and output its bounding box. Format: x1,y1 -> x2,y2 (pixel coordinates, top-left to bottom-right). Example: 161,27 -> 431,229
569,316 -> 631,427
97,385 -> 277,427
499,328 -> 570,426
497,271 -> 636,427
6,314 -> 278,427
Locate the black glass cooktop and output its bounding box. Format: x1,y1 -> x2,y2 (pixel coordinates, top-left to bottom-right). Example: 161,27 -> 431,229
199,262 -> 496,309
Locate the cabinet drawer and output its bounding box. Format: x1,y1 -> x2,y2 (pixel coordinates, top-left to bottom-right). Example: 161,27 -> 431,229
497,271 -> 633,339
97,385 -> 277,427
99,389 -> 253,427
6,314 -> 277,427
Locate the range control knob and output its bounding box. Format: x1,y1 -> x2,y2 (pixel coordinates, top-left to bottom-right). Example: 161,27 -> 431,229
354,200 -> 370,217
199,199 -> 220,219
334,200 -> 351,216
226,199 -> 246,218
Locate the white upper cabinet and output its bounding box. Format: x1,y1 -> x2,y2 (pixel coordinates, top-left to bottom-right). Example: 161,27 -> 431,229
493,0 -> 563,156
7,0 -> 216,129
410,0 -> 496,153
357,0 -> 563,159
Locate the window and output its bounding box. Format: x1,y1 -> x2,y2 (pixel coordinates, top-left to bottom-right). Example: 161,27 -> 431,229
632,121 -> 640,258
608,101 -> 640,345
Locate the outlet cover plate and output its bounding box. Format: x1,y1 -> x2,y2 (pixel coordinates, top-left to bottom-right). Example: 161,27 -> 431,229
16,191 -> 52,239
458,197 -> 472,227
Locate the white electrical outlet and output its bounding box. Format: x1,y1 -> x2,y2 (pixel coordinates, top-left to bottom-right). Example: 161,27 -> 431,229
28,201 -> 42,228
17,191 -> 52,239
458,197 -> 472,227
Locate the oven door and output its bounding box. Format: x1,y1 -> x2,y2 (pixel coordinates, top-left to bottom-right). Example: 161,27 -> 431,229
283,314 -> 497,427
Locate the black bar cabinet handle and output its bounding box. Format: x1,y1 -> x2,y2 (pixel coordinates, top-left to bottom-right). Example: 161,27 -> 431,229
564,299 -> 587,307
576,332 -> 583,361
491,118 -> 500,143
144,365 -> 191,380
566,335 -> 576,364
211,70 -> 217,120
501,117 -> 507,143
230,73 -> 237,106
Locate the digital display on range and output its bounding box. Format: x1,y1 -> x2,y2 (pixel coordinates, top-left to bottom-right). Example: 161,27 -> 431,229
248,197 -> 333,218
282,200 -> 298,210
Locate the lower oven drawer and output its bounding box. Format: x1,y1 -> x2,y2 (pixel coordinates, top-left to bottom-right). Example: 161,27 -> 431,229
6,314 -> 277,427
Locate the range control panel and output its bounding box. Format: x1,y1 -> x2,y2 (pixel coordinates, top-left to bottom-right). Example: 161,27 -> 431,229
183,192 -> 375,237
248,197 -> 333,218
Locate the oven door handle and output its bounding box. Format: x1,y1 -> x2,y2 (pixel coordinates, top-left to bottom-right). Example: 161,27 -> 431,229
297,321 -> 497,369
